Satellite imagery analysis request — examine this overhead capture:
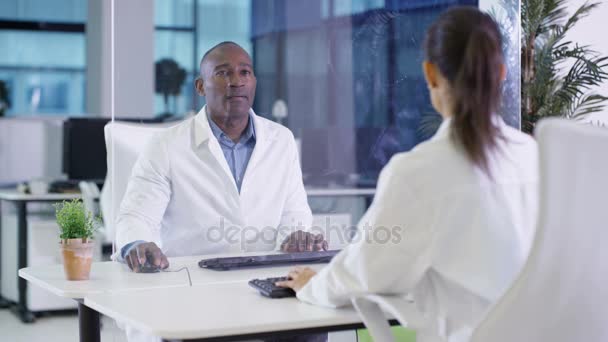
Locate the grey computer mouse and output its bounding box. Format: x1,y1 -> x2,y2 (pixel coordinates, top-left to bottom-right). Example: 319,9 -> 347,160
138,261 -> 161,273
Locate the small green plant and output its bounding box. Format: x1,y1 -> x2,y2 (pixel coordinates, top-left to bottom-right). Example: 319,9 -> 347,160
54,199 -> 99,241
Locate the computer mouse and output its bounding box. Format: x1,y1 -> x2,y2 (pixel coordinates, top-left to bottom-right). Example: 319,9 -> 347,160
138,261 -> 161,273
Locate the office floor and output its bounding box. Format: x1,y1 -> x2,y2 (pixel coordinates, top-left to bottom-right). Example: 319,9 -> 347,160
0,310 -> 127,342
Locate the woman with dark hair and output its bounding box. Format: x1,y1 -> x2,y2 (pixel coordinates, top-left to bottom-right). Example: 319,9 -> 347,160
278,7 -> 539,341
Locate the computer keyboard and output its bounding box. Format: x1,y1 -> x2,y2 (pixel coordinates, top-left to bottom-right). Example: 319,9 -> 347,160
198,250 -> 339,271
249,277 -> 296,298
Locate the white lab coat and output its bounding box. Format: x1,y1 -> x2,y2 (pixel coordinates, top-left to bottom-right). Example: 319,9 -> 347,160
115,106 -> 312,257
297,117 -> 539,342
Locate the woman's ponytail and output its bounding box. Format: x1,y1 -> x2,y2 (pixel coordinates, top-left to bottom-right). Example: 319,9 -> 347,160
424,7 -> 504,175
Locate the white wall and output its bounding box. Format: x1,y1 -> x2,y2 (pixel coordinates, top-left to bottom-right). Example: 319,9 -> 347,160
566,0 -> 608,124
0,117 -> 64,185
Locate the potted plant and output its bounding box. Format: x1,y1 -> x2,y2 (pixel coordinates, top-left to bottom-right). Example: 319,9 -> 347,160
155,58 -> 186,119
521,0 -> 608,133
54,199 -> 99,280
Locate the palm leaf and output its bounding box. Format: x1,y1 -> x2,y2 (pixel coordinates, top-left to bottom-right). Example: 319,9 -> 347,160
521,0 -> 608,133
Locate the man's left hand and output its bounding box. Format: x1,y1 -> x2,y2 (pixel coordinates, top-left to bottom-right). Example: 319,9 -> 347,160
280,230 -> 328,252
275,266 -> 317,292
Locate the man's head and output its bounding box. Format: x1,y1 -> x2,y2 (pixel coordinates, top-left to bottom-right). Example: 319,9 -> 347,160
195,42 -> 256,120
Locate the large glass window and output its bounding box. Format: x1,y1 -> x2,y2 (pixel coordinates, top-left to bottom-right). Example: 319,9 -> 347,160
252,0 -> 480,186
0,0 -> 86,116
0,0 -> 86,23
151,0 -> 521,187
153,0 -> 252,117
154,0 -> 196,117
110,0 -> 521,254
143,0 -> 521,240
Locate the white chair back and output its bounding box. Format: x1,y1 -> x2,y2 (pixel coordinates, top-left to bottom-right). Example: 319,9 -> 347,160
471,119 -> 608,341
100,121 -> 175,246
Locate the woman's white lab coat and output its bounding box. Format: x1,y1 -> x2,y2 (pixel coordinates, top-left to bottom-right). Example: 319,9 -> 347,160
297,118 -> 539,342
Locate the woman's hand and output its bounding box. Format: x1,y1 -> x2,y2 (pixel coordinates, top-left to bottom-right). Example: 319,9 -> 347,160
275,266 -> 317,292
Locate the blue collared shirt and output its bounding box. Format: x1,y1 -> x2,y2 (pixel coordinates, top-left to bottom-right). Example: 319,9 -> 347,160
207,111 -> 256,193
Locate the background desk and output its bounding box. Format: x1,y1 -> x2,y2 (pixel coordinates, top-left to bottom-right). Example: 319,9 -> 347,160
0,190 -> 83,322
306,188 -> 375,197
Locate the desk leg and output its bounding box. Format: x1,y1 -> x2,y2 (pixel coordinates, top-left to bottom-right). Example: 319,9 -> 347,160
0,200 -> 10,309
78,301 -> 101,342
13,201 -> 35,323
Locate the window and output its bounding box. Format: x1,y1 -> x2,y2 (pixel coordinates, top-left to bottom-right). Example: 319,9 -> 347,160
154,0 -> 196,116
152,0 -> 520,187
153,0 -> 252,117
0,0 -> 86,116
0,0 -> 86,23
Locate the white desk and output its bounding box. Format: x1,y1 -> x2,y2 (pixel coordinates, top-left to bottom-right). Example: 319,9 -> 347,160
19,254 -> 327,342
19,260 -> 190,298
0,189 -> 85,322
19,255 -> 321,298
85,282 -> 365,341
0,190 -> 82,202
306,188 -> 375,197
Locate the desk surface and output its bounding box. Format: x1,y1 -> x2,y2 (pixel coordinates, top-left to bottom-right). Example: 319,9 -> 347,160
19,254 -> 323,299
85,282 -> 361,340
305,188 -> 375,197
19,260 -> 189,298
0,188 -> 374,200
21,254 -> 359,340
0,189 -> 82,201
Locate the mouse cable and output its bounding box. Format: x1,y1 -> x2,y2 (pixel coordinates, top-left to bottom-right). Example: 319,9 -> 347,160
161,267 -> 192,287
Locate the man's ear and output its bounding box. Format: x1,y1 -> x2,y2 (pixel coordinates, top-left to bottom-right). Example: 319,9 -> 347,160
194,77 -> 205,96
422,61 -> 438,89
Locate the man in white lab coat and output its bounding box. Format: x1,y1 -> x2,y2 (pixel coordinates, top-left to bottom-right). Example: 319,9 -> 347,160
116,41 -> 327,272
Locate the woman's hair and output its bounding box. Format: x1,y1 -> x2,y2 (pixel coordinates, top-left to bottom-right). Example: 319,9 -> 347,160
424,6 -> 504,174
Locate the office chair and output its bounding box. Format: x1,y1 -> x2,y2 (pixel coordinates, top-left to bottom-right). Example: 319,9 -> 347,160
350,119 -> 608,342
100,121 -> 176,250
78,181 -> 101,217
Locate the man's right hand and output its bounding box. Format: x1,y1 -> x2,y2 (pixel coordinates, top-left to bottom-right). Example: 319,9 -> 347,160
124,242 -> 169,273
280,230 -> 328,253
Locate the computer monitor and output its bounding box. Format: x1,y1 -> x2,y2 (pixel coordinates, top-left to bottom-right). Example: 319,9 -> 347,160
62,118 -> 111,183
62,117 -> 165,183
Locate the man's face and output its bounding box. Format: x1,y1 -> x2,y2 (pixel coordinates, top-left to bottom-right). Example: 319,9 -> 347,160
196,45 -> 256,120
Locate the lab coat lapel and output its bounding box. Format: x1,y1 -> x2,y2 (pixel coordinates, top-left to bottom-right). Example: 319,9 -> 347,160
208,136 -> 238,190
193,107 -> 238,192
243,112 -> 272,178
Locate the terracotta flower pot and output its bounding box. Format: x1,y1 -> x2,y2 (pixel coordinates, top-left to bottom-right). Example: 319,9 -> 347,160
60,238 -> 94,281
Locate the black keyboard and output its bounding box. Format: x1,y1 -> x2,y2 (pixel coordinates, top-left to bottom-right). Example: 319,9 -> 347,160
249,277 -> 296,298
198,250 -> 339,271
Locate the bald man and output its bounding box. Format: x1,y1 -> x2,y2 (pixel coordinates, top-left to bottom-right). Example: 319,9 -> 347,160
117,41 -> 327,272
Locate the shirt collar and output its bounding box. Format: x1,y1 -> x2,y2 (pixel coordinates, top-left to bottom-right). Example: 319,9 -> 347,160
194,105 -> 256,146
432,117 -> 452,140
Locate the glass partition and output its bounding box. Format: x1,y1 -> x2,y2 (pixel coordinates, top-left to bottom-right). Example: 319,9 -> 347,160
109,0 -> 521,255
